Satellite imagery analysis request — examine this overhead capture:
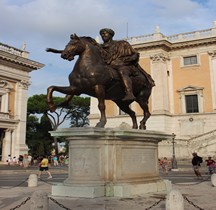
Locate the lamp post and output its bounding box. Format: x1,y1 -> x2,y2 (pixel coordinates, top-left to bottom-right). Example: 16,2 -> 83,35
171,133 -> 178,170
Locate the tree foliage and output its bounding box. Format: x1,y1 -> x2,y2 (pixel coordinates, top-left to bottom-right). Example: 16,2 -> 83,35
26,94 -> 90,155
68,96 -> 90,127
26,115 -> 52,155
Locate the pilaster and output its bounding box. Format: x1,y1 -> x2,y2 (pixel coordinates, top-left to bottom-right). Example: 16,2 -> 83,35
13,80 -> 30,155
2,129 -> 13,162
150,53 -> 170,114
208,51 -> 216,111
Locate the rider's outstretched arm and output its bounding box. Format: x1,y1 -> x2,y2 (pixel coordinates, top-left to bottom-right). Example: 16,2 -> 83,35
46,48 -> 63,53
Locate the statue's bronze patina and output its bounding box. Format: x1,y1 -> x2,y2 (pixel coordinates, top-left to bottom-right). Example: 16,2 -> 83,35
46,29 -> 154,129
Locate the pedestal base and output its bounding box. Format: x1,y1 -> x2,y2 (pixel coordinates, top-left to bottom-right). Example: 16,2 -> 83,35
52,179 -> 171,198
50,127 -> 172,198
52,183 -> 105,198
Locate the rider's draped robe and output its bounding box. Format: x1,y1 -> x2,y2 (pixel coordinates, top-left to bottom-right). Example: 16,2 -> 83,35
100,40 -> 155,87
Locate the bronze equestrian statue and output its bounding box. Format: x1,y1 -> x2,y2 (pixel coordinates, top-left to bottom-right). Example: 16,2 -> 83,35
46,29 -> 154,129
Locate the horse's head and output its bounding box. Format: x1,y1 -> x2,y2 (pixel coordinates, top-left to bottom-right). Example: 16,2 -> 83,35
61,34 -> 85,61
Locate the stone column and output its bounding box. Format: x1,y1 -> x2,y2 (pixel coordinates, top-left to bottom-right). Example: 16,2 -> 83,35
150,53 -> 170,114
2,129 -> 13,162
208,51 -> 216,111
13,80 -> 30,156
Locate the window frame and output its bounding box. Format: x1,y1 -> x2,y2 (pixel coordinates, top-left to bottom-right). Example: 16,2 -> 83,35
177,86 -> 204,114
182,55 -> 199,67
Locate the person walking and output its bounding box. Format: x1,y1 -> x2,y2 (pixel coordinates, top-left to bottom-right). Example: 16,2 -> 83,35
23,154 -> 29,168
7,155 -> 12,166
160,157 -> 171,175
53,155 -> 58,166
38,155 -> 52,179
205,156 -> 215,174
192,152 -> 203,179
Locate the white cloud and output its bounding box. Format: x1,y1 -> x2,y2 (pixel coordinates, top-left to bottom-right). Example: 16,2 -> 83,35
0,0 -> 216,96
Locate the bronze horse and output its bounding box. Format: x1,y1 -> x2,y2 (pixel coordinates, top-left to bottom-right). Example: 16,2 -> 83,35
46,34 -> 153,129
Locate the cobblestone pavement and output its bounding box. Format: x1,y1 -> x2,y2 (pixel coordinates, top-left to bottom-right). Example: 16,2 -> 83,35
0,162 -> 216,210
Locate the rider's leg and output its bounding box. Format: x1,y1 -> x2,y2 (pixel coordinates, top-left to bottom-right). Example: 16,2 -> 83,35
118,67 -> 135,101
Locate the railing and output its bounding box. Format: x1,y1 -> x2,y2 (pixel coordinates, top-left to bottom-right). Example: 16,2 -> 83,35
167,28 -> 214,43
188,129 -> 216,146
0,43 -> 22,56
0,42 -> 29,58
0,112 -> 10,120
126,33 -> 156,44
125,27 -> 216,45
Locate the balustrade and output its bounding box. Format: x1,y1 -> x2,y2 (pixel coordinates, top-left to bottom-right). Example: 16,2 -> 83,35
125,27 -> 215,45
0,112 -> 10,120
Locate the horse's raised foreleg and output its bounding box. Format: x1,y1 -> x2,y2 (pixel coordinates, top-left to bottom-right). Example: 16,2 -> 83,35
114,101 -> 138,129
47,85 -> 76,112
94,85 -> 107,128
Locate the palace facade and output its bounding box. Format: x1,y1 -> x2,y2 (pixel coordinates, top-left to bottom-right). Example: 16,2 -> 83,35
89,21 -> 216,159
0,42 -> 44,162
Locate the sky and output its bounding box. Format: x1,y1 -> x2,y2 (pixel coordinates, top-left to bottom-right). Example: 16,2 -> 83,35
0,0 -> 216,97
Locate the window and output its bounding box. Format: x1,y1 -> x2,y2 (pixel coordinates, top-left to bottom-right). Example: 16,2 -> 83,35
183,55 -> 198,66
177,86 -> 204,114
185,95 -> 199,113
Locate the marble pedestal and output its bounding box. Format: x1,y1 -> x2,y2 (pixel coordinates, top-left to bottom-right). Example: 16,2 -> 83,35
50,127 -> 172,198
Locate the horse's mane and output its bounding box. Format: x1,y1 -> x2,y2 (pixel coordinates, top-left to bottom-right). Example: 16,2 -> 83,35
79,36 -> 107,62
80,36 -> 102,49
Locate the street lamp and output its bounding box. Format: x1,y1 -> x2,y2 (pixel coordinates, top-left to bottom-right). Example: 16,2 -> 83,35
172,133 -> 178,170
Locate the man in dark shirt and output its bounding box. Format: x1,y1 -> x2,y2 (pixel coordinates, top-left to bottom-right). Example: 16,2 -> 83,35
192,152 -> 203,179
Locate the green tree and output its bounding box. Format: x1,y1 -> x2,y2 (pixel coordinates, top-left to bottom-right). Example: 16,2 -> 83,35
26,115 -> 52,155
27,94 -> 70,155
67,96 -> 90,127
27,94 -> 90,155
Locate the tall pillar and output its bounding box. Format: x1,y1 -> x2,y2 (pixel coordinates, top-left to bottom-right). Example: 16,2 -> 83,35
2,129 -> 13,162
150,53 -> 170,114
208,51 -> 216,111
14,80 -> 30,156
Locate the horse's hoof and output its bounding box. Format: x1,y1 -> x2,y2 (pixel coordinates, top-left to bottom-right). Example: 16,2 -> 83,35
95,122 -> 105,128
139,125 -> 146,130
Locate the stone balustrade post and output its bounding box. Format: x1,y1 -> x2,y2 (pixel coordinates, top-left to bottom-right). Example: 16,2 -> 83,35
30,190 -> 49,210
28,174 -> 38,187
211,174 -> 216,187
166,189 -> 184,210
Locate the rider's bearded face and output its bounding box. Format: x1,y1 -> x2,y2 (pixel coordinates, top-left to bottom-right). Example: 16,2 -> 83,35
101,31 -> 112,43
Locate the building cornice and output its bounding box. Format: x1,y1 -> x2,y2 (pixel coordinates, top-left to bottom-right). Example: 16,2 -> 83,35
0,50 -> 44,72
0,42 -> 44,72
